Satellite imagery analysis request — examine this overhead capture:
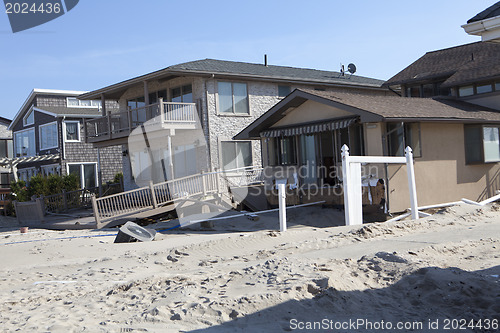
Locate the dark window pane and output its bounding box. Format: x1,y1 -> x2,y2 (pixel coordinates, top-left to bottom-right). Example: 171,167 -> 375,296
422,84 -> 434,98
0,140 -> 6,158
278,85 -> 291,97
66,122 -> 79,141
407,86 -> 420,97
84,164 -> 96,188
387,123 -> 405,156
404,123 -> 421,157
464,126 -> 483,164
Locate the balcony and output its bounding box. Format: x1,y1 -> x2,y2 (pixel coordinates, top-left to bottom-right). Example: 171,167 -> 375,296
85,100 -> 198,145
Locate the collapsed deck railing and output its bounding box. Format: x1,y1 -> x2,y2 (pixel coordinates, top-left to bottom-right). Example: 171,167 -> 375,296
91,166 -> 264,228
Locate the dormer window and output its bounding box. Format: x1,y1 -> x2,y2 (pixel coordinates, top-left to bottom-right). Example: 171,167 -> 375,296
67,97 -> 101,108
23,108 -> 34,126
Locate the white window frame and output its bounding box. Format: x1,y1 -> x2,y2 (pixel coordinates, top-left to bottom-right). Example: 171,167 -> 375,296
219,139 -> 253,171
66,162 -> 98,189
216,81 -> 250,116
14,128 -> 35,157
66,97 -> 102,109
23,107 -> 35,126
63,120 -> 81,142
39,121 -> 59,151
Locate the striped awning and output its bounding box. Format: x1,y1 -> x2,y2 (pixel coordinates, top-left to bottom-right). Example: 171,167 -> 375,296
260,117 -> 357,138
0,154 -> 61,168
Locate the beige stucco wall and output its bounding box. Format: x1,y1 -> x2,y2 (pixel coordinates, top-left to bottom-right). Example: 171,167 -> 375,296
271,100 -> 353,128
387,122 -> 500,212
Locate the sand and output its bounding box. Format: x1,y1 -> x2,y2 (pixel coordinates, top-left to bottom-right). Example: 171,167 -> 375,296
0,203 -> 499,332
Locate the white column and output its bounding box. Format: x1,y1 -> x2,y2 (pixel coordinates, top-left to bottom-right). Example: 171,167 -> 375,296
341,145 -> 352,226
278,183 -> 287,232
405,146 -> 419,220
349,162 -> 363,225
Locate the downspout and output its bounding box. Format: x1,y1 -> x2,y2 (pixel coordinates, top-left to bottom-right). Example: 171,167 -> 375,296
204,77 -> 212,171
61,117 -> 66,176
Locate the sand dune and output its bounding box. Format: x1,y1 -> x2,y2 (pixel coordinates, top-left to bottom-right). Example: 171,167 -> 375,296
0,203 -> 499,332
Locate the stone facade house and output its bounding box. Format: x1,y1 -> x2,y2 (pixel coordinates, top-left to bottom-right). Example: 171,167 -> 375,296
78,58 -> 387,190
8,89 -> 122,188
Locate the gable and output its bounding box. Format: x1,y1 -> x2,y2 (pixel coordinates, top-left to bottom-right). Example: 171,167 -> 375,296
271,100 -> 354,128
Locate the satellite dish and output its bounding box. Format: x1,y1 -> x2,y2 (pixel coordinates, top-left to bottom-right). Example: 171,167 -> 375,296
347,63 -> 357,75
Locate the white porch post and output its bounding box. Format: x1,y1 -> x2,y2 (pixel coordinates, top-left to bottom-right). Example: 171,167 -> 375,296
405,146 -> 419,220
167,135 -> 174,180
278,183 -> 287,232
341,145 -> 352,225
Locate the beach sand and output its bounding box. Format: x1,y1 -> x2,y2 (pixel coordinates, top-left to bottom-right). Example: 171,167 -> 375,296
0,203 -> 499,332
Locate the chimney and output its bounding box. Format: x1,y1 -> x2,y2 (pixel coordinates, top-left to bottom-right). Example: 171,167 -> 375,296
264,54 -> 268,67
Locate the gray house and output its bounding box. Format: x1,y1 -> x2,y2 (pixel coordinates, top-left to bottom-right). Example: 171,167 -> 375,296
78,58 -> 388,190
8,89 -> 122,188
0,117 -> 13,188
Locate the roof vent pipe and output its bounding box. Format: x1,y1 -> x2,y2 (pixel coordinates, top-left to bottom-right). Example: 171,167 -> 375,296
264,54 -> 268,67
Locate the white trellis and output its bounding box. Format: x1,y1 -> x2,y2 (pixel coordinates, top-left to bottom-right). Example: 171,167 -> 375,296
341,144 -> 418,225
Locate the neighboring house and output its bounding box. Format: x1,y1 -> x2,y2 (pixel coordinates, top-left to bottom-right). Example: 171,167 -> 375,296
462,1 -> 500,43
383,42 -> 500,109
77,58 -> 388,190
237,40 -> 500,214
235,89 -> 500,213
0,117 -> 13,188
8,89 -> 122,189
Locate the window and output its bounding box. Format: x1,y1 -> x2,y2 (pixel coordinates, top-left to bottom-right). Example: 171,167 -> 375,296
18,168 -> 37,182
278,85 -> 291,97
0,139 -> 13,158
476,83 -> 493,94
39,122 -> 58,150
23,108 -> 34,126
464,125 -> 500,164
458,85 -> 474,97
67,163 -> 97,189
386,123 -> 421,157
127,96 -> 145,109
14,128 -> 35,157
269,137 -> 297,166
218,82 -> 249,115
67,97 -> 101,108
170,85 -> 192,103
221,141 -> 252,170
149,89 -> 167,105
41,164 -> 60,176
64,121 -> 80,142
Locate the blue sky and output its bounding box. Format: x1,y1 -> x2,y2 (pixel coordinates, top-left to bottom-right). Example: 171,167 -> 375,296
0,0 -> 495,120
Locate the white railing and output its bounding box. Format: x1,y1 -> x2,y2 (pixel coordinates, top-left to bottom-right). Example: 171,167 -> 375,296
91,166 -> 264,228
85,99 -> 197,142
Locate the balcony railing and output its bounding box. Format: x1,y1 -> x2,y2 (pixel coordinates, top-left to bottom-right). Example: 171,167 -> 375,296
85,99 -> 197,143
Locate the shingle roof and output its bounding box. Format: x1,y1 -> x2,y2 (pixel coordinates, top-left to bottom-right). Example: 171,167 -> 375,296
36,106 -> 101,116
468,1 -> 500,23
79,59 -> 385,100
384,42 -> 500,87
168,59 -> 384,87
308,89 -> 500,121
235,89 -> 500,139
